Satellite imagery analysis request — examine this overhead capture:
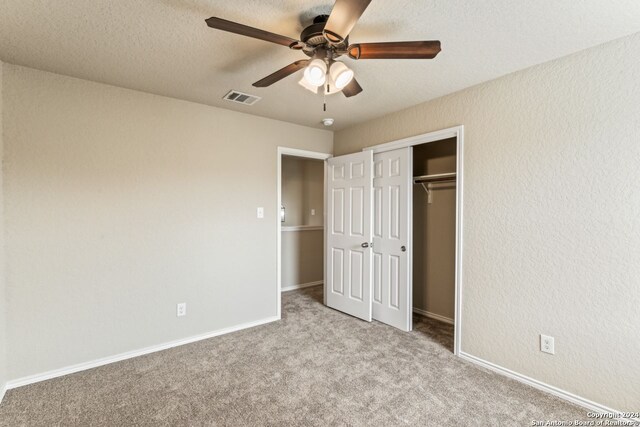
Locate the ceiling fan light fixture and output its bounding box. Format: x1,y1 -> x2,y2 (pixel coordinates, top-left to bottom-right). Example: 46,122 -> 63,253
330,61 -> 354,89
298,77 -> 319,94
206,4 -> 441,101
304,59 -> 327,87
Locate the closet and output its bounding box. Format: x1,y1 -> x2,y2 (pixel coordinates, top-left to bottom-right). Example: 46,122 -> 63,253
412,138 -> 457,325
324,127 -> 462,344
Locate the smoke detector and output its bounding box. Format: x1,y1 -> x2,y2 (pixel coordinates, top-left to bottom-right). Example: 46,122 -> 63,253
322,118 -> 335,127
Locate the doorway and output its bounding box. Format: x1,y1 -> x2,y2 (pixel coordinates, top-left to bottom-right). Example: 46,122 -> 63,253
412,138 -> 457,327
276,147 -> 331,319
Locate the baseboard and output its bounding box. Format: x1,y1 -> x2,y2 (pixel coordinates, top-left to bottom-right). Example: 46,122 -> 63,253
459,351 -> 631,418
413,308 -> 454,325
0,383 -> 6,405
281,281 -> 323,292
7,316 -> 279,390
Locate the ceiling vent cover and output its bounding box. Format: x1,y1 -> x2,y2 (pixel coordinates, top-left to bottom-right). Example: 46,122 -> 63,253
223,90 -> 261,106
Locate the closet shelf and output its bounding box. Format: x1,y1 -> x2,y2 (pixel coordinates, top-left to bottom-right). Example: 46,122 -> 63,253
413,172 -> 457,184
281,225 -> 324,232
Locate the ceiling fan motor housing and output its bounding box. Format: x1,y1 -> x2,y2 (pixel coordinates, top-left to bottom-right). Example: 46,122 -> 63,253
300,15 -> 349,56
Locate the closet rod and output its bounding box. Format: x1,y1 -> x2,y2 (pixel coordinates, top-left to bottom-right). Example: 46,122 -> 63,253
413,172 -> 457,184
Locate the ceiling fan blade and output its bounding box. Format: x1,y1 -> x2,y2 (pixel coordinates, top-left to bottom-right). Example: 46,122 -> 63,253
348,41 -> 441,59
253,60 -> 310,87
323,0 -> 372,44
205,17 -> 300,48
342,78 -> 363,98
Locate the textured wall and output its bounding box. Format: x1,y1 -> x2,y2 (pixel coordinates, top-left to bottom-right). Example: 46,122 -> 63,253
0,60 -> 7,399
2,64 -> 332,380
335,33 -> 640,410
412,139 -> 457,320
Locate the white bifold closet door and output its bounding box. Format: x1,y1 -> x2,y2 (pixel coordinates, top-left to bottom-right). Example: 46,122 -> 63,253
326,151 -> 374,321
372,148 -> 412,331
326,148 -> 411,331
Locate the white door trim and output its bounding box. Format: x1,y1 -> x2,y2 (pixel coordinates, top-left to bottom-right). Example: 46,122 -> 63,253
364,126 -> 462,154
276,147 -> 332,319
362,125 -> 464,356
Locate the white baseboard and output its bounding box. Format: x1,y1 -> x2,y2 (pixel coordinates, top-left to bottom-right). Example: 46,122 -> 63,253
0,383 -> 6,405
459,351 -> 631,418
413,308 -> 454,325
281,280 -> 323,292
6,316 -> 279,390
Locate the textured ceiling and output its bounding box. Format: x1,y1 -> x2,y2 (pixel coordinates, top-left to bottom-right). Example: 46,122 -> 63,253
1,1 -> 640,130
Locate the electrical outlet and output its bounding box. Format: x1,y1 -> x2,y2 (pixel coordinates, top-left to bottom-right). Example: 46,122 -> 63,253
257,207 -> 264,219
540,334 -> 555,354
311,209 -> 316,216
177,303 -> 187,317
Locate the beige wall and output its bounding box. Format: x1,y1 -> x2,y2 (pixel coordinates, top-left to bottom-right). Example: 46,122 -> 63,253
281,157 -> 305,226
0,60 -> 7,399
281,156 -> 324,288
2,64 -> 332,381
302,160 -> 324,227
281,156 -> 324,227
412,139 -> 456,320
281,230 -> 324,289
335,33 -> 640,411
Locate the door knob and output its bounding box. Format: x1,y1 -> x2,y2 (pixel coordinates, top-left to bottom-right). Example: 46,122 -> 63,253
361,242 -> 369,248
401,246 -> 406,252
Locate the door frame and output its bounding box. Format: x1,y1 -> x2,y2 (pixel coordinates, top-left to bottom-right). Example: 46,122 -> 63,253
276,147 -> 332,319
362,125 -> 465,356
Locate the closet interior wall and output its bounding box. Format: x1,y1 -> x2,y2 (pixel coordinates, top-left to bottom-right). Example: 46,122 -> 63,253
412,138 -> 457,322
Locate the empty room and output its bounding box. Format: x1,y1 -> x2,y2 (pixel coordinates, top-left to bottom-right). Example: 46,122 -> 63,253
0,0 -> 639,425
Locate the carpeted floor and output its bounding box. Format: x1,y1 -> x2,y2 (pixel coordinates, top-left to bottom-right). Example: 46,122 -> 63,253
0,285 -> 587,426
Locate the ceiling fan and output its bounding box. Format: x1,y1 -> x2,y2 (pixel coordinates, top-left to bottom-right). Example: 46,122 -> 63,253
205,0 -> 441,98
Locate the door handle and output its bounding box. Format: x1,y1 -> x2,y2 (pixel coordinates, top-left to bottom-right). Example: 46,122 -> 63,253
361,242 -> 372,248
401,246 -> 406,252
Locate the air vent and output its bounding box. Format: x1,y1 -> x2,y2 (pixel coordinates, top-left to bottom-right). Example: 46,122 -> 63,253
223,90 -> 261,106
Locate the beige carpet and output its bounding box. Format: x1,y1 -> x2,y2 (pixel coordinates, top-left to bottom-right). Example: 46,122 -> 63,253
0,285 -> 586,426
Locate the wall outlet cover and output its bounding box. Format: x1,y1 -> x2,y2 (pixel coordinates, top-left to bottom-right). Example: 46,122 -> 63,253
540,334 -> 555,354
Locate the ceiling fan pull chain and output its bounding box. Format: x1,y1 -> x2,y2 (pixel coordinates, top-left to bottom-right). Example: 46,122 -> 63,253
323,84 -> 328,112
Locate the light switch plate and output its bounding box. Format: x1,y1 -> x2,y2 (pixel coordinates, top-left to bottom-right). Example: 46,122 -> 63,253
257,207 -> 264,219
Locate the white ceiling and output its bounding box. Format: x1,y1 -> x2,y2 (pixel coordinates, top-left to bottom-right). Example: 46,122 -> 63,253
1,1 -> 639,130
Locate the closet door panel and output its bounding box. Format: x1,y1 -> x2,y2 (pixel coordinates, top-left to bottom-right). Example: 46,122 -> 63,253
372,148 -> 412,331
326,151 -> 374,322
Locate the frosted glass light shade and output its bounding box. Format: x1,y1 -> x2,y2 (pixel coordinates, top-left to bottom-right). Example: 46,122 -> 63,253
303,59 -> 327,87
330,61 -> 354,89
298,77 -> 319,93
